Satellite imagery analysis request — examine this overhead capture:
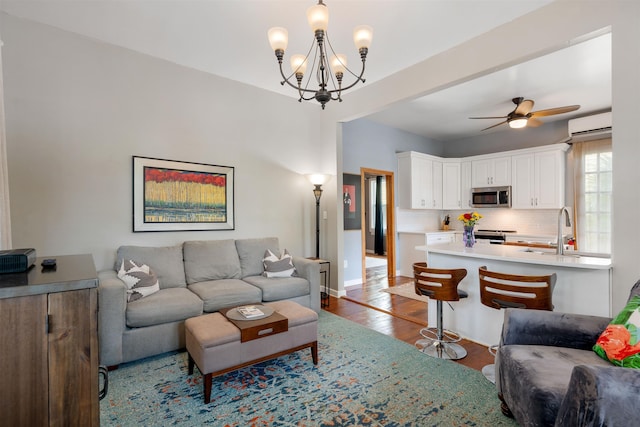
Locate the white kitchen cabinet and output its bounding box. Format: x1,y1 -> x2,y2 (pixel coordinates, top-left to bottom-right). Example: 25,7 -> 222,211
432,160 -> 443,209
426,232 -> 456,245
397,152 -> 442,209
511,147 -> 566,209
460,161 -> 473,209
442,161 -> 461,209
471,156 -> 511,187
398,153 -> 428,208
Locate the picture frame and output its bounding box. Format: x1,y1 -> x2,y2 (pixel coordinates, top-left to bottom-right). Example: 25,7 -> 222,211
343,173 -> 362,230
133,156 -> 234,232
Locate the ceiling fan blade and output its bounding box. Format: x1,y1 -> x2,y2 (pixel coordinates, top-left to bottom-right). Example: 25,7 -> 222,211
529,105 -> 580,118
469,116 -> 508,119
514,99 -> 534,115
527,118 -> 544,127
481,120 -> 508,131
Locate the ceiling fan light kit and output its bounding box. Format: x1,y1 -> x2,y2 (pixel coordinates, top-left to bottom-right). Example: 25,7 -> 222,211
471,97 -> 580,131
267,0 -> 373,109
508,117 -> 528,129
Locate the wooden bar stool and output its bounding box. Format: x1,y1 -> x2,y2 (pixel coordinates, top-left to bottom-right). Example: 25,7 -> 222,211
413,262 -> 468,360
478,265 -> 556,382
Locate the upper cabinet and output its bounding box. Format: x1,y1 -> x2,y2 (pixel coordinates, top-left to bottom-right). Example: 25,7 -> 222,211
397,152 -> 443,209
460,161 -> 473,209
511,146 -> 568,209
471,156 -> 511,187
397,144 -> 568,211
442,161 -> 462,209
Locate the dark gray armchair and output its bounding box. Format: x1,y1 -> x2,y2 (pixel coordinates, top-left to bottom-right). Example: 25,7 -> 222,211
495,280 -> 640,426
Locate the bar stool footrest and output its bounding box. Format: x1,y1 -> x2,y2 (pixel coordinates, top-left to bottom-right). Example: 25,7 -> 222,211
419,327 -> 463,343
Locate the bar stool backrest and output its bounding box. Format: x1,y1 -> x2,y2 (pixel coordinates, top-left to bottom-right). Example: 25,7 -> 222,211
478,266 -> 555,311
413,262 -> 467,302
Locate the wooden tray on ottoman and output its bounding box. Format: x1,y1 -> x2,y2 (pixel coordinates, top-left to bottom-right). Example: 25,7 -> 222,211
220,305 -> 288,342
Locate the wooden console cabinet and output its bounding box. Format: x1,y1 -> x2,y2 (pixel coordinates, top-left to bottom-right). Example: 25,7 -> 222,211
0,254 -> 99,426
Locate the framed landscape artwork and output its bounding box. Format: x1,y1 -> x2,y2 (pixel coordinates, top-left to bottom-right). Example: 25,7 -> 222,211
133,156 -> 234,232
343,173 -> 362,230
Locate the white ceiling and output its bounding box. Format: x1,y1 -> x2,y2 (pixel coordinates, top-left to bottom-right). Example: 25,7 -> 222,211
0,0 -> 611,141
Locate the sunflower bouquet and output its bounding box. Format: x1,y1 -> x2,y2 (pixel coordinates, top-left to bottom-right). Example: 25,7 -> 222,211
458,212 -> 482,227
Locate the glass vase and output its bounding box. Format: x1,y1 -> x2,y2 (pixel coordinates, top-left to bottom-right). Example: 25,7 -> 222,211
463,225 -> 475,248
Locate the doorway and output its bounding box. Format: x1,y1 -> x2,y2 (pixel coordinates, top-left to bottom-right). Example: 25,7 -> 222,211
360,167 -> 396,281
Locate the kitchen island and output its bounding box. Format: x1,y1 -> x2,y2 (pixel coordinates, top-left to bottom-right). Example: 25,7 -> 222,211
416,243 -> 612,346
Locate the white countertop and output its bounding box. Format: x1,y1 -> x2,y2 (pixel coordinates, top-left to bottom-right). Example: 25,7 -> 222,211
416,242 -> 611,270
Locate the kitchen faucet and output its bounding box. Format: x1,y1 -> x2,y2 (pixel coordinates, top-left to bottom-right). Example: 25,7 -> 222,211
557,207 -> 572,255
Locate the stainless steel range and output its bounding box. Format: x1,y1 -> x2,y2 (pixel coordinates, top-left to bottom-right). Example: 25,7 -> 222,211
474,229 -> 517,244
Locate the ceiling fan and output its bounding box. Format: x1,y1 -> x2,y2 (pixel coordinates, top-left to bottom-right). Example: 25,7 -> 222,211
470,97 -> 580,131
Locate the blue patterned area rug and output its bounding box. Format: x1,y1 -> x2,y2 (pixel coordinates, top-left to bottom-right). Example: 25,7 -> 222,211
101,311 -> 516,426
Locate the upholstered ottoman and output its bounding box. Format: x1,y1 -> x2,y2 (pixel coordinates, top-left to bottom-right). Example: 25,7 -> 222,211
185,300 -> 318,403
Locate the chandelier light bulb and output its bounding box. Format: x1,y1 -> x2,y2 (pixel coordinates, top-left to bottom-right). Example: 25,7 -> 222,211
330,54 -> 347,75
307,1 -> 329,32
353,25 -> 373,49
268,27 -> 288,52
290,54 -> 308,76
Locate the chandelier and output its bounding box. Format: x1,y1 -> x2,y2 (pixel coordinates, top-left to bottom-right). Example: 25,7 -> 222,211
267,0 -> 373,109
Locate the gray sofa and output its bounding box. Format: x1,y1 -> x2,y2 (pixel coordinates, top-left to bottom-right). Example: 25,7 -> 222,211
496,280 -> 640,426
98,237 -> 320,367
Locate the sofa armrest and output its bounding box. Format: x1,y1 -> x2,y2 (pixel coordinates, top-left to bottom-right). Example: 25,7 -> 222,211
292,257 -> 321,312
97,269 -> 128,366
500,308 -> 611,350
555,364 -> 640,426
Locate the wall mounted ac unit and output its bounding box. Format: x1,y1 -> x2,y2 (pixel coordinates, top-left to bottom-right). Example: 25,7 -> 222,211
568,112 -> 612,141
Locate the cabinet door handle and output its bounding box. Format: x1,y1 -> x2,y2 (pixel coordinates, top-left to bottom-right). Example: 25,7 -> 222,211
531,198 -> 534,207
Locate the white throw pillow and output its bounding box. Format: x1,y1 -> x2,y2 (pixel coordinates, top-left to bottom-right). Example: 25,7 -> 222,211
117,259 -> 160,302
262,249 -> 297,278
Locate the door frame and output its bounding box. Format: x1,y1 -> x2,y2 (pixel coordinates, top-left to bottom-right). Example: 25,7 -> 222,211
360,167 -> 396,279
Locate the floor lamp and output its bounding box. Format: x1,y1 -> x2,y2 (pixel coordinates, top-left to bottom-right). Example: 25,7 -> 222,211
306,174 -> 328,259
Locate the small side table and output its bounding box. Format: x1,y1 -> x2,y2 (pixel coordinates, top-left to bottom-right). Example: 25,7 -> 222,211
307,258 -> 330,308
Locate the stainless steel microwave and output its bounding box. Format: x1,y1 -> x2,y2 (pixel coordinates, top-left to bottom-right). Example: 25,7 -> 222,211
471,186 -> 511,208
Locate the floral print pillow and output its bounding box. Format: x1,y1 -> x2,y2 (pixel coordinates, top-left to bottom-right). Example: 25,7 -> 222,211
594,295 -> 640,368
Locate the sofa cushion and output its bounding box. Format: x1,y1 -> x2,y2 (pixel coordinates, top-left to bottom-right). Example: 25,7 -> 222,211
183,240 -> 242,284
594,295 -> 640,367
242,275 -> 309,302
116,244 -> 186,289
235,237 -> 280,278
188,279 -> 262,312
498,344 -> 612,426
125,287 -> 203,328
117,259 -> 160,302
262,249 -> 296,278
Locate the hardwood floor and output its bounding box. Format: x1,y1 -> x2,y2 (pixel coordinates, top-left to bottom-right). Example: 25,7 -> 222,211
322,265 -> 495,372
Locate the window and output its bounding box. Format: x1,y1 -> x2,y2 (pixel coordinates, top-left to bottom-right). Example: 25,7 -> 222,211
573,138 -> 612,254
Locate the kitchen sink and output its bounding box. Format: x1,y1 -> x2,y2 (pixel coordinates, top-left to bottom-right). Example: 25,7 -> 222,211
519,248 -> 581,258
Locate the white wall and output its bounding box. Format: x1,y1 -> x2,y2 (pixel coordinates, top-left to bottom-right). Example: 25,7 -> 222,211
341,119 -> 440,284
1,13 -> 330,271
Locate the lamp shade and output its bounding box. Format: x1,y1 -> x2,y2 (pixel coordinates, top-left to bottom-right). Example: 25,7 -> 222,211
268,27 -> 288,51
330,54 -> 347,75
353,25 -> 373,49
306,174 -> 329,186
307,2 -> 329,32
290,54 -> 308,75
509,118 -> 528,129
